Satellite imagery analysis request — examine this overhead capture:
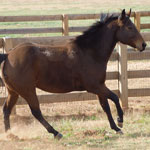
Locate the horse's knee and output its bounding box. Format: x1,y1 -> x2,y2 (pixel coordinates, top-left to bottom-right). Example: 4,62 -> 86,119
109,91 -> 119,102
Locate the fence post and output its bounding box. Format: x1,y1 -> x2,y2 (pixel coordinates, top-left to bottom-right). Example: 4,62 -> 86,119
62,14 -> 69,36
117,43 -> 128,110
134,12 -> 141,31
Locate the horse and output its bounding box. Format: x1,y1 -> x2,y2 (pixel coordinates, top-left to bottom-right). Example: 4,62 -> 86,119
0,9 -> 146,140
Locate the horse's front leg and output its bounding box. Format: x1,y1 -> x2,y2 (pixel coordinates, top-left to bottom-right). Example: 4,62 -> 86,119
107,89 -> 123,128
98,95 -> 123,134
82,75 -> 123,133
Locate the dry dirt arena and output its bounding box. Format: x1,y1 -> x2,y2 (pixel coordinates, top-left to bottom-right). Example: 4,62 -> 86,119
0,97 -> 150,150
0,100 -> 148,147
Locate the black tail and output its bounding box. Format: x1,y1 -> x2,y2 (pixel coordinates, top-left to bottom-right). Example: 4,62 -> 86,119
0,54 -> 8,64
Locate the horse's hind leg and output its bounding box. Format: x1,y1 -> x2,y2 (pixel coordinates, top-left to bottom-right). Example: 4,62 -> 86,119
21,90 -> 63,140
3,89 -> 18,132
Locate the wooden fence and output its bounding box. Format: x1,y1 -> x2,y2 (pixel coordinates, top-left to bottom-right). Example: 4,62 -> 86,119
0,11 -> 149,38
0,11 -> 150,111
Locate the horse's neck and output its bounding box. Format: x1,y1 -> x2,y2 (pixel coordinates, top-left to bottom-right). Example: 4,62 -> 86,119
96,26 -> 118,63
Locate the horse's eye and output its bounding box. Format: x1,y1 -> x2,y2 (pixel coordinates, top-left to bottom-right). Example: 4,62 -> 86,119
128,26 -> 133,30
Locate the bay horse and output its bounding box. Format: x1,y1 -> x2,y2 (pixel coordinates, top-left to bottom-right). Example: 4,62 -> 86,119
0,9 -> 146,140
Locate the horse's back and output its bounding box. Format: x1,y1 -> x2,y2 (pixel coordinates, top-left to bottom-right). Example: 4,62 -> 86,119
2,42 -> 82,93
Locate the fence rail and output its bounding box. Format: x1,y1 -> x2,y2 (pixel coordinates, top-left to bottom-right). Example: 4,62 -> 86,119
0,15 -> 62,22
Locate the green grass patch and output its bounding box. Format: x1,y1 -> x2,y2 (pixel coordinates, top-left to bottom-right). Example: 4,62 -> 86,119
48,113 -> 150,149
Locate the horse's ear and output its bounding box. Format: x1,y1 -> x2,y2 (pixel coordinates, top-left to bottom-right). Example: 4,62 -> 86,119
118,9 -> 126,25
119,9 -> 126,20
127,9 -> 131,17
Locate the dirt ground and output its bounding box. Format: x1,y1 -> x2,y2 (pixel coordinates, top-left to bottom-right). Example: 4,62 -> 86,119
1,97 -> 150,150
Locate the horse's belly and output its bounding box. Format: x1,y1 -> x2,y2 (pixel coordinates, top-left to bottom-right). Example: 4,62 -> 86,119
37,84 -> 74,93
36,74 -> 74,93
36,72 -> 85,93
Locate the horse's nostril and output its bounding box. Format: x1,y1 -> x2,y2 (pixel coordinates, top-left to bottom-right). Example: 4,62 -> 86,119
142,42 -> 147,49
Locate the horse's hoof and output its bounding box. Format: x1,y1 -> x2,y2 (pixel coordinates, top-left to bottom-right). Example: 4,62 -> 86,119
116,130 -> 123,135
118,122 -> 123,128
54,133 -> 63,140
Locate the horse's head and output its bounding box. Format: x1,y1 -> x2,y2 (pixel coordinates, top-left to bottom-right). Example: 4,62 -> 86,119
116,9 -> 146,51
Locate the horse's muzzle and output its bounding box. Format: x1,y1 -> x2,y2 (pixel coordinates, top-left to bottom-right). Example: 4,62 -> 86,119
140,42 -> 147,52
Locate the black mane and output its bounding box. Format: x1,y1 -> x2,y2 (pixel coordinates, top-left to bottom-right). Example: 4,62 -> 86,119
74,13 -> 119,50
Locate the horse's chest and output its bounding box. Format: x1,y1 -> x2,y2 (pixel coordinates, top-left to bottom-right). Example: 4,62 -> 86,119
79,62 -> 107,86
